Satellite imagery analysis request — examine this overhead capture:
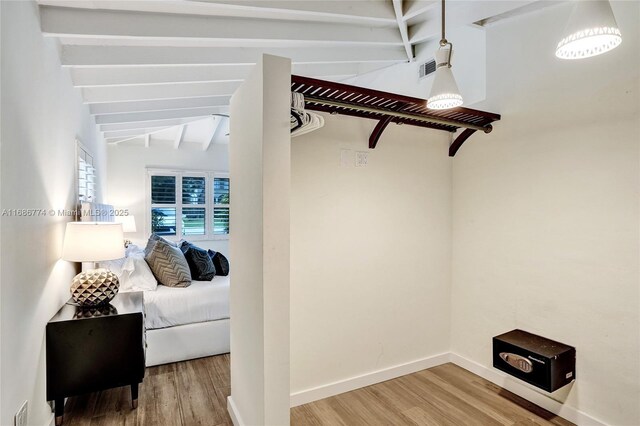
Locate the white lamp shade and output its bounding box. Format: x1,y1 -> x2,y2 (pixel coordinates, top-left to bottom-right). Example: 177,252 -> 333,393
427,48 -> 463,110
556,0 -> 622,60
62,222 -> 125,262
116,215 -> 137,233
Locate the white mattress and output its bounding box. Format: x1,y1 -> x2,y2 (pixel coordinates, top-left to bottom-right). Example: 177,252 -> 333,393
143,275 -> 230,330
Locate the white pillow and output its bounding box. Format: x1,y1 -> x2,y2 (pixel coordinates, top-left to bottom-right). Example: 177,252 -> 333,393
99,257 -> 127,277
125,244 -> 144,257
120,254 -> 158,292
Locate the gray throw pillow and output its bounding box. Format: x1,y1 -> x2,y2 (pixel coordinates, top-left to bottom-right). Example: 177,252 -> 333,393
144,239 -> 192,287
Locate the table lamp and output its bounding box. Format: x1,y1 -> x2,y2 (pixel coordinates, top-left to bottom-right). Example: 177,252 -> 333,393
116,215 -> 136,247
62,222 -> 125,307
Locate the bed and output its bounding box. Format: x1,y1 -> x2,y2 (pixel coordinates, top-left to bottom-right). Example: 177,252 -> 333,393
144,276 -> 230,366
81,202 -> 230,367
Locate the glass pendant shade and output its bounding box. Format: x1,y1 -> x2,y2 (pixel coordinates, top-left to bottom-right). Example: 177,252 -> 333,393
427,47 -> 463,110
556,0 -> 622,60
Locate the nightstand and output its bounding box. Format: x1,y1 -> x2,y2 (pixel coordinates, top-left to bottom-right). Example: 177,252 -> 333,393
46,291 -> 145,425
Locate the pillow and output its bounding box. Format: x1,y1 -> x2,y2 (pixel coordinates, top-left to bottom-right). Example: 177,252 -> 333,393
180,242 -> 216,281
99,257 -> 127,277
120,254 -> 157,292
144,233 -> 177,253
208,249 -> 230,276
125,244 -> 145,258
144,238 -> 192,287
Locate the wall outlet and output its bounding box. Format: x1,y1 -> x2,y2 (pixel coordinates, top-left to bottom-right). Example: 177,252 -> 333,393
340,149 -> 353,167
355,151 -> 368,167
15,400 -> 27,426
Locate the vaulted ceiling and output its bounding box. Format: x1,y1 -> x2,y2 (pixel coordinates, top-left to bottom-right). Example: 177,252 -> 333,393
37,0 -> 553,149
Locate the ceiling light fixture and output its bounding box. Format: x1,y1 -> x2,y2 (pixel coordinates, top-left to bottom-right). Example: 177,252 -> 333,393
556,0 -> 622,60
427,0 -> 463,110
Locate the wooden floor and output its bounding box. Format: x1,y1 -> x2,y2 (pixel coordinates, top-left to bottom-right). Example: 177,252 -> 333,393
291,363 -> 574,426
63,355 -> 573,426
62,354 -> 232,426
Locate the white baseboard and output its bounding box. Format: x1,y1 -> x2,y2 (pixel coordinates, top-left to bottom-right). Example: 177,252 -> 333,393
227,396 -> 244,426
290,352 -> 450,407
449,353 -> 607,426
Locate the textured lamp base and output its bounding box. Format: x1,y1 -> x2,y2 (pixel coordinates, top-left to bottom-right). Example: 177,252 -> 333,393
70,268 -> 119,307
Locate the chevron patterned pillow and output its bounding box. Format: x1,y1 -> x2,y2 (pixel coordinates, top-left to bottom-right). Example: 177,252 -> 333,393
144,238 -> 192,287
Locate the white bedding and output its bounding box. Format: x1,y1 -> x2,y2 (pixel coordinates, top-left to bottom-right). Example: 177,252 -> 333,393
143,275 -> 229,330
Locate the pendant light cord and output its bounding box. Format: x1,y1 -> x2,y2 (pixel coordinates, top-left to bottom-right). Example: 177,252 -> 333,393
441,0 -> 446,45
439,0 -> 453,68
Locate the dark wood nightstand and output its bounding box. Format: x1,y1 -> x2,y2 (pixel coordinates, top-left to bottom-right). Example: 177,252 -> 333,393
46,291 -> 145,425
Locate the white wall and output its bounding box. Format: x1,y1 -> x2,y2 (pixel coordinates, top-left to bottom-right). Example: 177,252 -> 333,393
451,2 -> 640,425
0,2 -> 104,425
229,54 -> 291,426
106,142 -> 229,254
290,116 -> 452,395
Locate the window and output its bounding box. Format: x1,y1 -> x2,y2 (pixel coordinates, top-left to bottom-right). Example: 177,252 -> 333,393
148,170 -> 229,240
213,177 -> 230,235
77,142 -> 97,203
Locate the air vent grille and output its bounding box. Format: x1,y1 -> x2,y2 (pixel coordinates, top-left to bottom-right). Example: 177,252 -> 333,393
419,59 -> 436,79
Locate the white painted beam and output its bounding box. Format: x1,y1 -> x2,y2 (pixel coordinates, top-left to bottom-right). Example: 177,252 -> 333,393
72,66 -> 249,87
392,0 -> 414,61
95,107 -> 227,125
61,45 -> 408,67
173,125 -> 185,149
89,96 -> 231,115
100,117 -> 211,132
203,117 -> 221,152
40,6 -> 401,45
187,0 -> 396,24
403,0 -> 439,22
409,1 -> 538,43
144,133 -> 150,148
103,127 -> 169,140
83,81 -> 239,103
37,0 -> 396,26
71,63 -> 363,87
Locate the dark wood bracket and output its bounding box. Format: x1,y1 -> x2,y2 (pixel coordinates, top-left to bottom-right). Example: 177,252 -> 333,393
449,129 -> 477,157
369,117 -> 394,149
449,125 -> 493,157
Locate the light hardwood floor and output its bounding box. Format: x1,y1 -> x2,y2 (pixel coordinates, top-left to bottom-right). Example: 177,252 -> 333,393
62,354 -> 232,426
291,363 -> 575,426
62,355 -> 574,426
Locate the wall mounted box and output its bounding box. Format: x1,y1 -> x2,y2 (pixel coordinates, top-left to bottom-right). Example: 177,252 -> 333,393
493,329 -> 575,393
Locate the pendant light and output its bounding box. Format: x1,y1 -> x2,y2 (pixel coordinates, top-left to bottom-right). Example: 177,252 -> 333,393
427,0 -> 463,110
555,0 -> 622,60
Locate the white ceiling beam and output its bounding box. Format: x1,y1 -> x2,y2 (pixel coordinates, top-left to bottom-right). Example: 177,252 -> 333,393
103,127 -> 169,139
40,6 -> 401,46
173,125 -> 186,150
144,133 -> 150,148
89,96 -> 231,115
61,45 -> 408,67
392,0 -> 414,61
72,66 -> 249,87
71,63 -> 364,87
203,117 -> 221,152
83,81 -> 239,103
100,117 -> 213,132
403,0 -> 439,22
96,107 -> 227,125
186,0 -> 396,24
37,0 -> 396,26
409,1 -> 538,44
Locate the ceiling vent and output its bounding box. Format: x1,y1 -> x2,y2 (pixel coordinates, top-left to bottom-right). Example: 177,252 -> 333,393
418,59 -> 436,79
